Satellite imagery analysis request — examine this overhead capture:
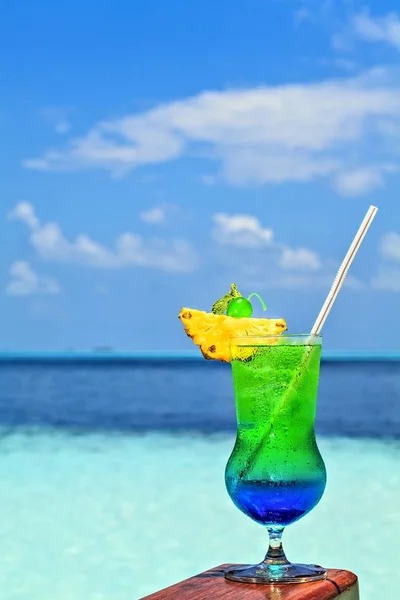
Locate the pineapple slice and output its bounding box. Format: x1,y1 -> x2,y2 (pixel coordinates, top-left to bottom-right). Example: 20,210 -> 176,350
179,308 -> 287,363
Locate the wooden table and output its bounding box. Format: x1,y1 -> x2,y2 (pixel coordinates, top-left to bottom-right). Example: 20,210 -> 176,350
139,564 -> 359,600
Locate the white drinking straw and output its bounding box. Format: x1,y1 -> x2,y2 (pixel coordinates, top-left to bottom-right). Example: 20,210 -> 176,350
268,205 -> 379,429
239,206 -> 379,473
311,205 -> 378,335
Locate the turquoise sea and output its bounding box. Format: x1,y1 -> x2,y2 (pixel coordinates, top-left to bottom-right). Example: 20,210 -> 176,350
0,355 -> 399,599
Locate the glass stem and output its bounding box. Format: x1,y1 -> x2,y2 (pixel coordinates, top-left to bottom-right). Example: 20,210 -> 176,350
264,527 -> 289,565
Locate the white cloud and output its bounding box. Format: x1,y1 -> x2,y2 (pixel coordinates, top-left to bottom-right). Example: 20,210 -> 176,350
333,166 -> 392,196
5,261 -> 61,297
210,211 -> 369,289
40,106 -> 73,134
139,203 -> 183,225
22,69 -> 400,195
380,232 -> 400,262
279,246 -> 321,271
8,201 -> 40,229
294,7 -> 312,24
54,120 -> 71,134
212,212 -> 322,276
369,231 -> 400,291
353,11 -> 400,48
220,150 -> 339,186
9,202 -> 197,273
139,206 -> 166,224
371,267 -> 400,291
293,0 -> 336,25
213,213 -> 273,247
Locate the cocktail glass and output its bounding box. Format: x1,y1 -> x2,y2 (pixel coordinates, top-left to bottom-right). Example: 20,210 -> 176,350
224,334 -> 327,584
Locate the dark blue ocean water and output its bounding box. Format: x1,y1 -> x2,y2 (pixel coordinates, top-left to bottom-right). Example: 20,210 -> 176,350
0,358 -> 399,437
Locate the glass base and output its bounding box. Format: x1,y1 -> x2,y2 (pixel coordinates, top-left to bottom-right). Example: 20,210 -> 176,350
224,561 -> 327,584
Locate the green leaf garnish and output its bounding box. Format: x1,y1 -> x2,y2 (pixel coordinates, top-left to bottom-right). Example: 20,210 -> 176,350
211,283 -> 242,314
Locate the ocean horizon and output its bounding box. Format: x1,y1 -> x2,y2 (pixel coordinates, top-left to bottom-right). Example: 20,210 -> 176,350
1,350 -> 400,362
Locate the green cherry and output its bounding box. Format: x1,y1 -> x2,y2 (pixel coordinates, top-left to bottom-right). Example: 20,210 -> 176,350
227,297 -> 253,318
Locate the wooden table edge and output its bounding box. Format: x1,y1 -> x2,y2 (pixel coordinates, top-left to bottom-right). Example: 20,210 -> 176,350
138,564 -> 359,599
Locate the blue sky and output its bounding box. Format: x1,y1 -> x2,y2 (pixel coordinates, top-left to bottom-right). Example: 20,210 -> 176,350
1,0 -> 400,352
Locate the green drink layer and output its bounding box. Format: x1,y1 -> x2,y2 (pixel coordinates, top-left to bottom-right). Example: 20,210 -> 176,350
225,340 -> 326,526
